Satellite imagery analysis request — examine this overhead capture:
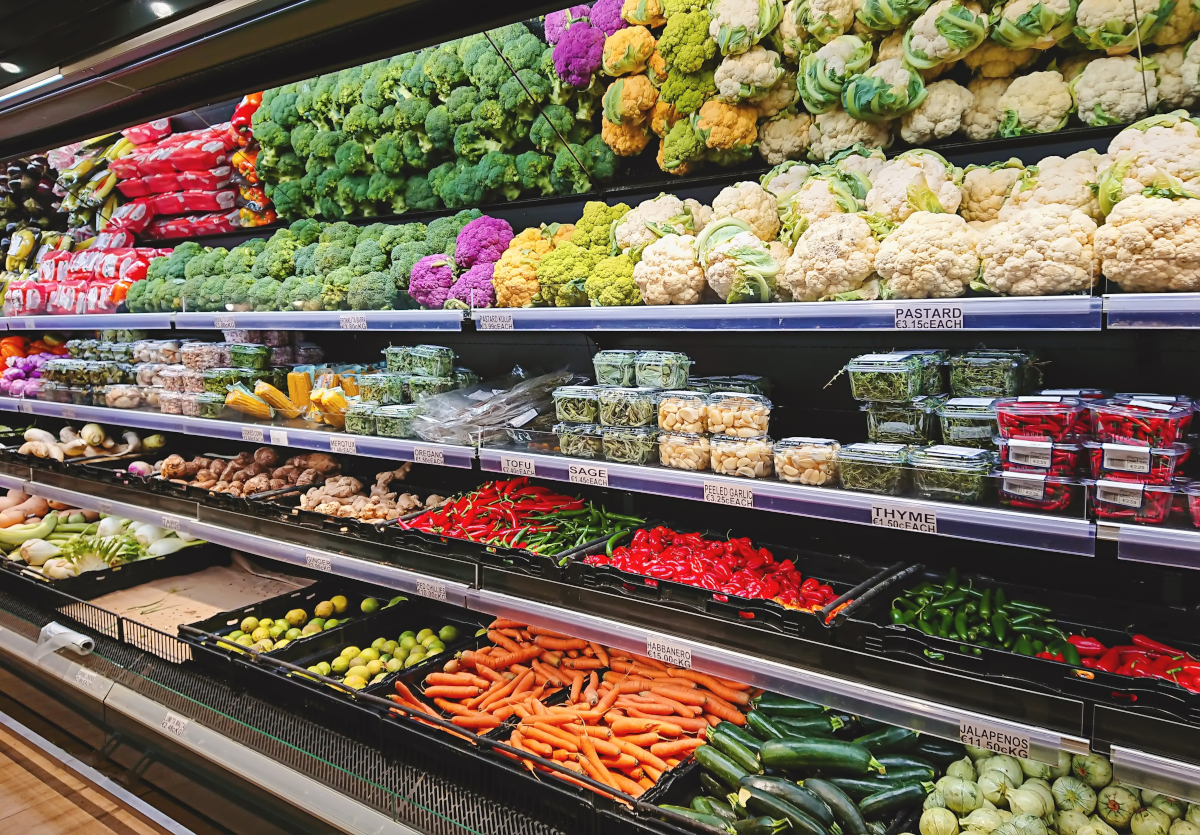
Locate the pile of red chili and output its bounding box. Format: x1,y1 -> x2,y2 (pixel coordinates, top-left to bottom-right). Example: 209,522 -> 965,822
583,526 -> 837,611
1090,400 -> 1192,447
1063,633 -> 1200,694
995,398 -> 1087,441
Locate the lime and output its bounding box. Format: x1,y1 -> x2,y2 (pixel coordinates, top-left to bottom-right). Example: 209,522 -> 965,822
285,627 -> 302,640
331,657 -> 349,674
400,630 -> 416,641
361,598 -> 380,614
310,617 -> 326,629
403,654 -> 425,668
371,637 -> 387,650
227,630 -> 244,641
420,634 -> 438,647
382,640 -> 399,656
394,646 -> 410,661
324,619 -> 339,629
360,647 -> 380,662
380,653 -> 392,663
274,638 -> 290,649
425,645 -> 444,656
385,658 -> 403,673
416,628 -> 434,642
330,595 -> 349,614
438,625 -> 460,642
399,636 -> 417,650
347,665 -> 370,680
269,624 -> 287,638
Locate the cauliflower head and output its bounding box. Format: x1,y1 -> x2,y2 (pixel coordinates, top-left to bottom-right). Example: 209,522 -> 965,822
779,171 -> 864,243
803,0 -> 860,42
900,79 -> 974,144
874,211 -> 979,299
573,201 -> 633,255
979,205 -> 1097,296
778,0 -> 811,60
903,0 -> 989,69
752,71 -> 800,117
1180,38 -> 1200,105
960,75 -> 1013,139
715,45 -> 785,100
612,193 -> 693,255
758,112 -> 814,164
998,70 -> 1073,136
1150,0 -> 1199,45
603,74 -> 660,125
1094,192 -> 1200,291
808,106 -> 893,160
830,143 -> 889,182
781,213 -> 883,300
959,159 -> 1025,223
990,0 -> 1075,50
537,241 -> 597,306
696,99 -> 759,150
710,0 -> 785,54
634,233 -> 708,303
1002,149 -> 1108,221
494,235 -> 554,308
800,35 -> 873,114
699,225 -> 782,302
1152,45 -> 1196,110
842,58 -> 929,122
602,25 -> 658,76
1074,0 -> 1174,54
961,42 -> 1038,77
762,160 -> 817,203
586,253 -> 642,305
1099,112 -> 1200,214
1071,56 -> 1157,126
712,181 -> 781,240
867,149 -> 964,224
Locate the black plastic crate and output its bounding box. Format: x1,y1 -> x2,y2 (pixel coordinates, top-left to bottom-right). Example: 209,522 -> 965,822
248,487 -> 397,543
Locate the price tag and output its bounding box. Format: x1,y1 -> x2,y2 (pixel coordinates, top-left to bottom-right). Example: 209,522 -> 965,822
161,712 -> 190,738
413,446 -> 445,466
61,407 -> 76,419
959,721 -> 1030,758
161,516 -> 181,532
476,311 -> 514,330
569,463 -> 609,488
22,319 -> 35,330
19,401 -> 32,414
328,435 -> 357,455
704,481 -> 754,508
1129,399 -> 1173,411
1017,396 -> 1062,403
269,429 -> 289,446
212,316 -> 236,329
415,579 -> 448,601
305,553 -> 332,572
339,314 -> 368,330
646,635 -> 692,669
1006,440 -> 1053,470
509,408 -> 538,428
241,426 -> 265,443
1102,444 -> 1151,474
894,304 -> 964,330
96,500 -> 113,514
871,502 -> 937,533
500,455 -> 536,477
1096,480 -> 1144,508
1002,473 -> 1046,501
73,667 -> 97,688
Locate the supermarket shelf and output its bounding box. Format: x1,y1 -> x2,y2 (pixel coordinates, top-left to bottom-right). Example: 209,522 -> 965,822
0,397 -> 475,468
1111,746 -> 1200,804
472,296 -> 1104,331
1104,293 -> 1200,328
5,313 -> 175,331
477,449 -> 1098,556
1111,523 -> 1200,570
174,310 -> 465,331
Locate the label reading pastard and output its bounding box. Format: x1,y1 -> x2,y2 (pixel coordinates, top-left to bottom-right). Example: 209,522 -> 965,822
646,635 -> 692,669
959,721 -> 1030,758
476,311 -> 514,330
569,463 -> 609,487
895,304 -> 964,330
871,503 -> 937,533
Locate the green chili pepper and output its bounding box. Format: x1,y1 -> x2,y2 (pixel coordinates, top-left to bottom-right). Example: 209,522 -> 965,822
1013,635 -> 1035,656
934,589 -> 968,609
955,610 -> 969,640
938,610 -> 953,637
1008,599 -> 1053,615
992,612 -> 1008,643
994,587 -> 1007,609
979,588 -> 992,621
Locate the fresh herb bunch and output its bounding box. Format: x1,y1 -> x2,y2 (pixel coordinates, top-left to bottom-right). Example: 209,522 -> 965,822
593,350 -> 637,386
409,345 -> 455,377
598,388 -> 655,427
345,404 -> 378,435
385,345 -> 415,373
910,450 -> 992,504
557,424 -> 603,458
838,458 -> 909,495
938,402 -> 999,449
602,427 -> 658,464
408,376 -> 454,400
360,373 -> 408,405
375,405 -> 422,438
867,398 -> 944,444
554,387 -> 600,423
950,354 -> 1022,397
847,354 -> 924,402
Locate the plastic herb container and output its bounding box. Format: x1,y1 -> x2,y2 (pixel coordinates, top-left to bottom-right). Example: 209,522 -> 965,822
949,352 -> 1023,398
710,435 -> 774,479
937,398 -> 999,449
706,393 -> 771,438
553,386 -> 600,424
593,350 -> 637,386
409,345 -> 454,377
775,437 -> 839,485
998,439 -> 1081,477
847,353 -> 924,402
345,401 -> 379,436
359,373 -> 406,406
895,349 -> 947,395
195,393 -> 228,420
109,343 -> 134,362
181,342 -> 224,370
374,404 -> 422,438
555,423 -> 603,459
659,432 -> 711,471
598,387 -> 657,428
865,396 -> 945,445
228,343 -> 270,370
634,351 -> 692,390
1083,441 -> 1188,485
995,397 -> 1086,441
657,391 -> 708,434
384,345 -> 414,374
998,473 -> 1081,513
1090,399 -> 1192,448
602,426 -> 659,465
408,376 -> 454,400
452,367 -> 479,389
1085,479 -> 1174,524
837,443 -> 910,495
909,445 -> 993,504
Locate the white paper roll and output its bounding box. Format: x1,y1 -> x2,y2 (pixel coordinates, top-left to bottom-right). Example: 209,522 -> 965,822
33,621 -> 94,663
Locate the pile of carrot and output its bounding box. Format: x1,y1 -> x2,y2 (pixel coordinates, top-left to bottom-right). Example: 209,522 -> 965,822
390,617 -> 753,800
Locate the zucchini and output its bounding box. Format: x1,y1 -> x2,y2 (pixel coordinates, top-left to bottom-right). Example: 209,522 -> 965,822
857,717 -> 888,733
876,755 -> 937,774
708,798 -> 741,824
777,715 -> 844,739
853,728 -> 920,755
747,710 -> 787,741
825,770 -> 938,800
734,817 -> 791,835
708,724 -> 762,774
733,787 -> 832,835
868,823 -> 887,835
760,740 -> 885,776
753,693 -> 828,717
739,775 -> 837,828
859,783 -> 934,819
805,778 -> 870,835
703,770 -> 730,797
718,722 -> 765,755
697,743 -> 751,791
659,805 -> 734,831
695,797 -> 717,816
910,739 -> 966,765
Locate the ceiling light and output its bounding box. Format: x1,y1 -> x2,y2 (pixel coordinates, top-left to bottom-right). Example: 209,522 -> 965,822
150,2 -> 172,17
0,72 -> 63,104
0,63 -> 18,74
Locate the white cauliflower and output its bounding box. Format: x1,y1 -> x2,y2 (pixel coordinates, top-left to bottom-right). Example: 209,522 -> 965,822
832,144 -> 888,183
712,181 -> 781,240
715,46 -> 785,101
777,0 -> 810,60
960,76 -> 1013,140
1150,0 -> 1199,45
687,199 -> 714,235
758,111 -> 814,164
866,149 -> 964,224
804,0 -> 859,42
781,213 -> 883,300
1075,0 -> 1172,54
997,71 -> 1073,135
959,160 -> 1024,223
1153,45 -> 1196,110
961,42 -> 1038,77
1001,150 -> 1108,222
634,234 -> 708,304
703,230 -> 781,301
753,71 -> 800,117
1094,193 -> 1200,291
780,173 -> 864,243
990,0 -> 1074,50
900,80 -> 974,144
1100,112 -> 1200,214
1181,38 -> 1200,104
612,194 -> 692,254
903,0 -> 989,69
1072,56 -> 1157,126
808,107 -> 893,160
761,161 -> 816,204
874,211 -> 979,299
710,0 -> 784,54
979,205 -> 1098,295
843,58 -> 928,122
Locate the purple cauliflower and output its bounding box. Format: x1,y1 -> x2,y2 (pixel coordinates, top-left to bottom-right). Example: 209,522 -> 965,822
553,19 -> 606,88
449,262 -> 497,308
545,5 -> 592,44
455,216 -> 515,270
588,0 -> 627,36
408,254 -> 457,309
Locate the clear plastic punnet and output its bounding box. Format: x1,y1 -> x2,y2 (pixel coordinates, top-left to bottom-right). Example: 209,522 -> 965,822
847,353 -> 924,402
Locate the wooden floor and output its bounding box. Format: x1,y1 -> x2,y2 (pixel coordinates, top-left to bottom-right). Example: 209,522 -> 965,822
0,718 -> 185,835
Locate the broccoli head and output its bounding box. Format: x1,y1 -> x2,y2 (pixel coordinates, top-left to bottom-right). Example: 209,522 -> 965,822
146,255 -> 170,282
252,243 -> 296,280
293,242 -> 319,276
199,273 -> 228,311
379,222 -> 426,256
269,91 -> 301,128
502,32 -> 546,71
336,173 -> 371,215
404,174 -> 440,212
395,96 -> 433,131
401,50 -> 438,99
477,152 -> 520,201
343,103 -> 381,141
321,266 -> 354,310
253,120 -> 291,149
181,274 -> 206,312
467,48 -> 514,99
183,247 -> 212,281
423,106 -> 454,153
373,133 -> 404,176
516,151 -> 555,196
250,276 -> 283,311
435,160 -> 484,209
453,123 -> 501,162
350,238 -> 388,275
401,130 -> 431,169
222,273 -> 257,311
582,133 -> 617,184
287,276 -> 326,311
313,241 -> 354,275
348,270 -> 400,310
471,99 -> 520,148
269,180 -> 308,219
289,218 -> 322,246
530,104 -> 574,154
367,170 -> 407,213
335,140 -> 369,175
426,209 -> 482,257
310,130 -> 344,160
390,240 -> 435,294
423,45 -> 466,100
444,85 -> 480,124
314,167 -> 342,200
320,220 -> 358,246
499,69 -> 552,122
551,144 -> 593,195
290,122 -> 318,157
125,279 -> 151,313
333,68 -> 366,119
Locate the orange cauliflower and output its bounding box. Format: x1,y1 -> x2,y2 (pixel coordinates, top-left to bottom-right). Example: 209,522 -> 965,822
602,119 -> 653,155
603,75 -> 659,125
652,101 -> 682,137
494,230 -> 558,308
603,26 -> 658,76
697,99 -> 758,151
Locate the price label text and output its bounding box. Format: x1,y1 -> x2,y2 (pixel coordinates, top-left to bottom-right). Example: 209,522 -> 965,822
646,635 -> 692,669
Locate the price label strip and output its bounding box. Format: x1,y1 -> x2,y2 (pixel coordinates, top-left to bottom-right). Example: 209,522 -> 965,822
241,426 -> 265,443
959,720 -> 1030,758
161,712 -> 190,739
212,316 -> 236,329
500,455 -> 536,477
305,553 -> 333,572
339,314 -> 368,330
703,481 -> 754,508
269,429 -> 289,446
895,304 -> 964,330
73,667 -> 98,689
161,515 -> 181,532
413,446 -> 445,466
476,311 -> 515,331
646,634 -> 692,669
328,435 -> 357,455
414,579 -> 448,601
871,502 -> 937,533
568,463 -> 609,488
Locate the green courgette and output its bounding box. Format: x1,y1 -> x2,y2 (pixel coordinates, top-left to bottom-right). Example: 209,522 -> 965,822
876,755 -> 936,774
825,770 -> 937,800
752,693 -> 828,717
659,805 -> 734,831
747,710 -> 787,741
858,783 -> 934,819
708,724 -> 762,774
695,796 -> 741,823
717,722 -> 765,755
804,778 -> 870,835
777,715 -> 844,739
734,817 -> 791,835
732,787 -> 831,835
703,771 -> 730,797
909,739 -> 966,765
852,727 -> 920,755
739,775 -> 837,829
760,740 -> 885,775
697,744 -> 752,791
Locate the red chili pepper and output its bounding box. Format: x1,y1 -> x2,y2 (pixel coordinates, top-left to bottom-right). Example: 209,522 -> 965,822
1081,658 -> 1098,668
1068,635 -> 1107,657
1133,634 -> 1192,658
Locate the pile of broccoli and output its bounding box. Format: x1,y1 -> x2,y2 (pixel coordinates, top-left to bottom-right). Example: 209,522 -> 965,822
251,23 -> 616,222
145,214 -> 481,312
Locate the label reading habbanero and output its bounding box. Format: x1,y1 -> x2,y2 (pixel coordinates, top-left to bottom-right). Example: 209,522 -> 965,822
959,720 -> 1030,758
569,463 -> 609,487
895,304 -> 964,330
646,635 -> 692,669
871,503 -> 937,533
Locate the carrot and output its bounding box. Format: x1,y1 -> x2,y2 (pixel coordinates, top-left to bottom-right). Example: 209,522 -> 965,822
475,665 -> 505,683
625,708 -> 710,732
422,685 -> 482,699
599,754 -> 639,769
612,718 -> 681,737
526,727 -> 578,752
528,626 -> 571,639
533,659 -> 564,688
534,636 -> 589,651
595,684 -> 623,714
588,642 -> 610,667
479,670 -> 533,710
637,777 -> 654,791
616,699 -> 673,716
499,628 -> 523,639
523,712 -> 574,726
476,646 -> 542,670
718,677 -> 752,690
650,738 -> 705,757
609,659 -> 668,677
534,721 -> 580,745
609,770 -> 645,797
522,736 -> 554,757
433,698 -> 474,716
426,673 -> 488,688
628,653 -> 669,670
648,685 -> 706,706
616,732 -> 660,747
629,766 -> 645,781
560,657 -> 605,670
452,714 -> 502,729
489,618 -> 528,629
705,713 -> 722,727
552,749 -> 570,762
488,629 -> 524,653
642,764 -> 663,782
471,674 -> 519,710
702,697 -> 747,726
602,672 -> 660,689
613,738 -> 668,771
668,669 -> 751,705
565,723 -> 612,740
569,672 -> 584,702
580,732 -> 618,791
393,681 -> 435,714
513,704 -> 532,720
541,650 -> 563,666
513,672 -> 534,696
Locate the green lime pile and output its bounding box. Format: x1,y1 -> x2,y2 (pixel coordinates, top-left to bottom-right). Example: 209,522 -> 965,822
308,625 -> 461,690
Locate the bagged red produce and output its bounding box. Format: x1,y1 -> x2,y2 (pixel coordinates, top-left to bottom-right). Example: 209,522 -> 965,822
191,210 -> 240,235
166,138 -> 230,171
177,166 -> 232,190
94,230 -> 136,250
142,171 -> 181,193
239,206 -> 276,227
86,279 -> 121,314
136,147 -> 179,176
108,155 -> 145,179
4,279 -> 48,316
118,250 -> 152,283
116,177 -> 153,198
106,201 -> 156,234
66,249 -> 102,281
46,279 -> 88,315
37,250 -> 72,283
122,119 -> 171,145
